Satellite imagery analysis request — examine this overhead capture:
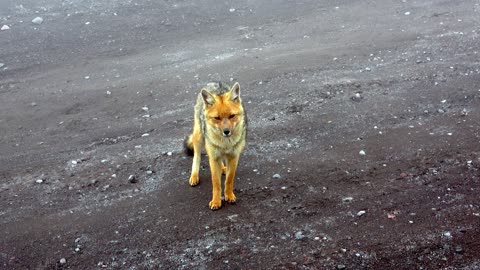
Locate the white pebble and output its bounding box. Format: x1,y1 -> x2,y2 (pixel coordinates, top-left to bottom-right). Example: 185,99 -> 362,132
59,258 -> 66,264
167,151 -> 173,156
35,179 -> 44,184
32,17 -> 44,25
359,150 -> 366,156
106,91 -> 112,95
71,160 -> 77,165
229,8 -> 236,12
404,11 -> 411,15
1,25 -> 10,30
142,106 -> 149,111
141,133 -> 150,137
357,210 -> 366,216
272,173 -> 281,179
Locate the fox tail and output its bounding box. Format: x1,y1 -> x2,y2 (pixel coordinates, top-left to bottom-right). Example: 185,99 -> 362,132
183,134 -> 194,157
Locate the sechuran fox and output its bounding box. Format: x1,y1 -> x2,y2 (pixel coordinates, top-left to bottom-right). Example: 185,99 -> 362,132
184,82 -> 247,210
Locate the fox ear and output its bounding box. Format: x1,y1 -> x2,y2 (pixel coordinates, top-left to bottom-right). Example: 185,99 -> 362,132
229,82 -> 240,102
201,89 -> 215,106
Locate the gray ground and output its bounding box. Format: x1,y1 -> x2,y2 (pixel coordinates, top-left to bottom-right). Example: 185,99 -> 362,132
1,0 -> 480,269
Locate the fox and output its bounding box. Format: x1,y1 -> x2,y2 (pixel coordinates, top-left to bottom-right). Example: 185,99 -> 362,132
184,82 -> 247,210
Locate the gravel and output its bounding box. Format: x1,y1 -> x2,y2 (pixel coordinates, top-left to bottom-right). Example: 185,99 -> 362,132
128,175 -> 137,183
294,231 -> 305,240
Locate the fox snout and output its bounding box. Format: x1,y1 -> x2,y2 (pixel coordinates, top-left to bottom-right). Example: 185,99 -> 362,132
223,128 -> 231,137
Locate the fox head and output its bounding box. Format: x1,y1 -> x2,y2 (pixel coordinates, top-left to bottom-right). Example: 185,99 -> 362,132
201,82 -> 244,138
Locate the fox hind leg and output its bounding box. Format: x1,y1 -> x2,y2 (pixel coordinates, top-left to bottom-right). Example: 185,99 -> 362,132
188,132 -> 203,186
221,162 -> 227,175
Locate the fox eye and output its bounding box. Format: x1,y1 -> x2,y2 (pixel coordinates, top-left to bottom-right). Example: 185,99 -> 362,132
214,116 -> 221,120
229,114 -> 236,119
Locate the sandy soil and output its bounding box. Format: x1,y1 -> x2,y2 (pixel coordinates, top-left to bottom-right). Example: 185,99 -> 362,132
1,0 -> 480,269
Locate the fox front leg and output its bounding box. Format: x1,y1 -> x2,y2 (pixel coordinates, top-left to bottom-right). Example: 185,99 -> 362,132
208,156 -> 223,210
224,155 -> 239,203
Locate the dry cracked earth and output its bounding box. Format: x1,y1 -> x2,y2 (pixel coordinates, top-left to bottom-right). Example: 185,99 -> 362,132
1,0 -> 480,269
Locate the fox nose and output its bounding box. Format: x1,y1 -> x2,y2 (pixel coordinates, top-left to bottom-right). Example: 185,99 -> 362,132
223,128 -> 231,136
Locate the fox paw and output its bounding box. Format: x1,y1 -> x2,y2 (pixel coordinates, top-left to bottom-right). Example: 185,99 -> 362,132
224,192 -> 236,203
209,199 -> 222,210
189,175 -> 199,186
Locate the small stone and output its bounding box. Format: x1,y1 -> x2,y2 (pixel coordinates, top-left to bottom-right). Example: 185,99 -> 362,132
229,8 -> 236,12
404,11 -> 411,15
71,160 -> 78,165
0,63 -> 4,68
281,186 -> 287,190
142,106 -> 149,111
351,92 -> 363,101
32,17 -> 44,25
146,170 -> 153,175
272,173 -> 281,179
416,59 -> 422,64
268,116 -> 276,121
294,231 -> 305,240
455,246 -> 464,254
359,150 -> 366,156
35,179 -> 44,184
1,25 -> 10,30
342,197 -> 353,203
443,231 -> 452,238
59,258 -> 66,264
400,172 -> 408,178
75,247 -> 80,252
31,102 -> 37,107
167,151 -> 173,156
142,114 -> 151,118
106,91 -> 112,95
364,67 -> 371,71
337,265 -> 346,270
357,210 -> 366,216
461,109 -> 468,116
437,108 -> 445,113
141,133 -> 149,137
128,175 -> 137,183
84,76 -> 90,80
